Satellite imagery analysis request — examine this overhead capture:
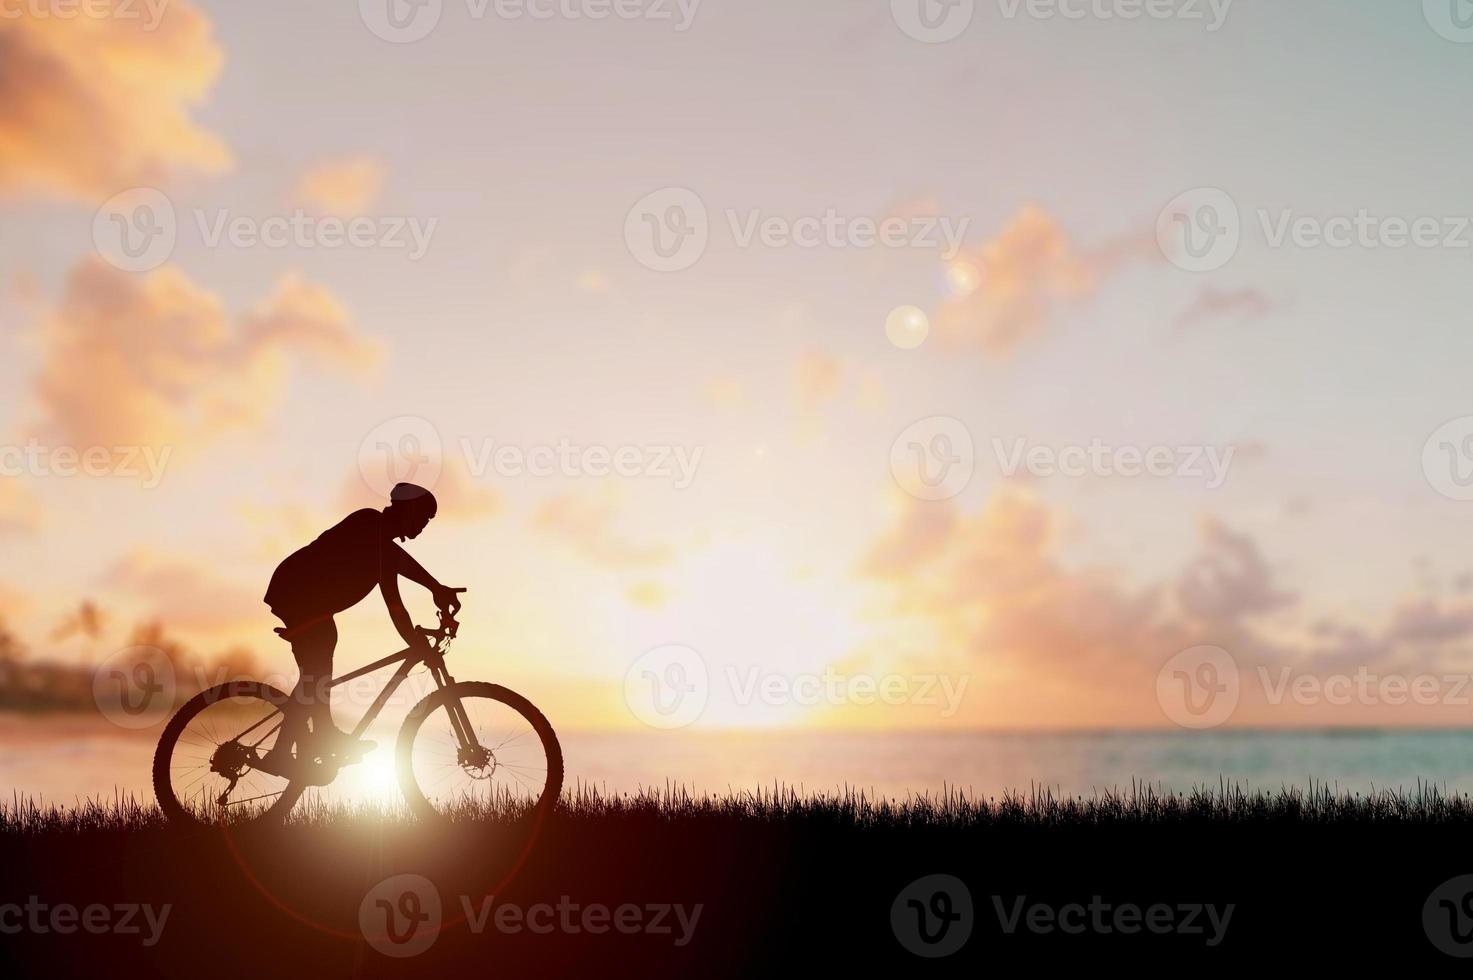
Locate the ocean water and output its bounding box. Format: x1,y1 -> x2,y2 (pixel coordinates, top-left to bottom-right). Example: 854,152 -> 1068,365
7,721 -> 1473,805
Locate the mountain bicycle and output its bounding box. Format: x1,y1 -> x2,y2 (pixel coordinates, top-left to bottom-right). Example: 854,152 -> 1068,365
151,607 -> 563,826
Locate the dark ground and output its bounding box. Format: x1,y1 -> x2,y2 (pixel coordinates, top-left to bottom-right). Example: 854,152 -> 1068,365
2,790 -> 1470,975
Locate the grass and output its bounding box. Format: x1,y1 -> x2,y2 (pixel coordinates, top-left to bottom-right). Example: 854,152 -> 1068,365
9,778 -> 1473,835
5,779 -> 1470,970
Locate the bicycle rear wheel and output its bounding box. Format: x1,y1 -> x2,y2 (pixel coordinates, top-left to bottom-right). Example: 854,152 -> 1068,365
396,681 -> 563,822
152,681 -> 305,826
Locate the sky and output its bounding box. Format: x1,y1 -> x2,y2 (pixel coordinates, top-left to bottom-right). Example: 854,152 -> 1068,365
4,0 -> 1473,732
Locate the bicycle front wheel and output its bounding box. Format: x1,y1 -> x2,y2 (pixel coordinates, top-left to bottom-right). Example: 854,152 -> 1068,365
396,681 -> 563,822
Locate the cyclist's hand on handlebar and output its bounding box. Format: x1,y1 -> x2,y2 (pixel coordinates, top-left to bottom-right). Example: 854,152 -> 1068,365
432,584 -> 466,616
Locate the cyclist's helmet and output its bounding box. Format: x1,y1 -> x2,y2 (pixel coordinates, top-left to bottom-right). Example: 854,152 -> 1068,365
389,482 -> 438,518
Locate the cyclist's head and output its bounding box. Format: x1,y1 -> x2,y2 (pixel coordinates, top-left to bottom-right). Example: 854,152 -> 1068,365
385,482 -> 437,541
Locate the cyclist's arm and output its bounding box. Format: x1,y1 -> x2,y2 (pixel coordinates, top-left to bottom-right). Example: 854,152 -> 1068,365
390,542 -> 442,593
379,567 -> 424,649
390,543 -> 464,613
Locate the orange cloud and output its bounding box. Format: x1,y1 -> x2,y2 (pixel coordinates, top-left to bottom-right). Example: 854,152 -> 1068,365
29,258 -> 380,455
796,349 -> 842,410
862,491 -> 1473,723
0,0 -> 230,201
294,156 -> 388,216
704,377 -> 746,410
0,581 -> 32,621
626,580 -> 670,609
937,206 -> 1158,358
0,481 -> 42,535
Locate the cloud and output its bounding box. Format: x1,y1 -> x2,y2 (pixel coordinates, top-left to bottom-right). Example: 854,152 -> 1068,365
861,491 -> 1473,704
626,580 -> 669,609
239,273 -> 382,375
862,490 -> 1177,670
0,581 -> 32,621
704,377 -> 746,411
860,499 -> 955,579
28,258 -> 380,455
1175,517 -> 1297,625
0,0 -> 230,201
1174,287 -> 1277,330
294,156 -> 388,216
101,549 -> 264,635
0,481 -> 42,535
576,270 -> 611,292
936,206 -> 1158,358
795,349 -> 842,411
533,493 -> 672,569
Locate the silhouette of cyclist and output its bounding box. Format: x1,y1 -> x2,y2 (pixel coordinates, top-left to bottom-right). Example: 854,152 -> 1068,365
262,483 -> 464,764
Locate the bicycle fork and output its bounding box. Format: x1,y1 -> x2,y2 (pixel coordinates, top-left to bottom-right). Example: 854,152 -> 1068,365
428,656 -> 484,758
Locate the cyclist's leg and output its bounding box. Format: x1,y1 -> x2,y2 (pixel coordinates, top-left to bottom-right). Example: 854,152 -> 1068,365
293,619 -> 338,744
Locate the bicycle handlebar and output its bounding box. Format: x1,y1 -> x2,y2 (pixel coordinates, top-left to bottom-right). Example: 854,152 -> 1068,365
415,608 -> 461,649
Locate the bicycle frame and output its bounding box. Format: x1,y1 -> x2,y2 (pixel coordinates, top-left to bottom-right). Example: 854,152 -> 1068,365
235,610 -> 483,768
327,640 -> 478,751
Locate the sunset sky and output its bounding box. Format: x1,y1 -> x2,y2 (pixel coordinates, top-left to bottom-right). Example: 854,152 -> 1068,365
4,0 -> 1473,732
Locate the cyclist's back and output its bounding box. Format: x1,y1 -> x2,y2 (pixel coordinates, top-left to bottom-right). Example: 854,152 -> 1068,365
265,508 -> 388,627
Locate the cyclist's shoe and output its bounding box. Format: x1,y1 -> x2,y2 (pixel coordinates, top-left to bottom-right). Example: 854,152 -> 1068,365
312,728 -> 377,762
